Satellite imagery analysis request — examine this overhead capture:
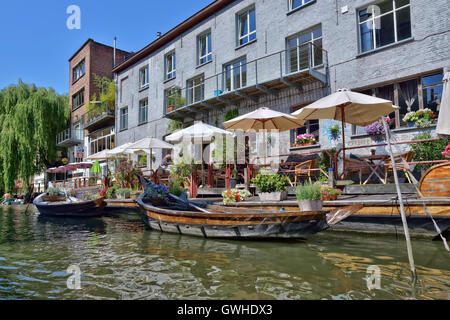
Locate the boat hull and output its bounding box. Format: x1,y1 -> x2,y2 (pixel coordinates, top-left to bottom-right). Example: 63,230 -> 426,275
33,194 -> 106,218
137,197 -> 329,239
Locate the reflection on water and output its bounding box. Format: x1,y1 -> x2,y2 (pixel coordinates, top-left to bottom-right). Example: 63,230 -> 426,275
0,206 -> 448,300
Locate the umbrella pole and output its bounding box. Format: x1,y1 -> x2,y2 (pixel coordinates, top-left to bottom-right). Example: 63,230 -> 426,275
263,121 -> 267,167
150,149 -> 153,171
341,106 -> 346,179
382,118 -> 417,281
201,138 -> 204,187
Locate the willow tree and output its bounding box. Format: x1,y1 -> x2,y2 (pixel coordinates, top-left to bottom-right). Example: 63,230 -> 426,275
0,80 -> 69,193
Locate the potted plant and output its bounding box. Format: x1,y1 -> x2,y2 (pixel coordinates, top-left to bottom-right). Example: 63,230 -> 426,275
143,184 -> 170,206
295,182 -> 323,212
138,155 -> 147,167
403,109 -> 436,128
169,181 -> 185,197
321,185 -> 342,201
403,112 -> 417,127
230,169 -> 238,188
364,117 -> 394,136
222,189 -> 252,205
43,187 -> 64,201
116,188 -> 131,200
252,172 -> 290,202
295,134 -> 316,147
442,144 -> 450,160
162,154 -> 174,167
328,124 -> 341,140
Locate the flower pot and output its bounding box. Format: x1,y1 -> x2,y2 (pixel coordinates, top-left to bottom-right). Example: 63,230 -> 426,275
230,178 -> 238,188
321,194 -> 338,201
167,106 -> 175,113
258,190 -> 288,202
298,200 -> 323,212
407,122 -> 415,128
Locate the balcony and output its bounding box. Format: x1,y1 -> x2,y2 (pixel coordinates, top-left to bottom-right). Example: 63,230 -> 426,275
56,129 -> 84,148
164,42 -> 328,120
84,103 -> 115,132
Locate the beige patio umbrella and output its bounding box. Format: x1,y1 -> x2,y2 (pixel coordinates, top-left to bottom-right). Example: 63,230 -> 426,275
223,107 -> 305,165
85,149 -> 111,161
292,88 -> 399,172
292,88 -> 416,279
436,71 -> 450,136
128,137 -> 174,171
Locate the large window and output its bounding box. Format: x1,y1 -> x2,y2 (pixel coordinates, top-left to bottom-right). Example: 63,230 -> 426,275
359,0 -> 411,53
237,7 -> 256,46
287,27 -> 323,73
139,66 -> 149,89
72,88 -> 85,110
120,107 -> 128,131
72,60 -> 85,83
89,127 -> 115,156
289,0 -> 314,11
165,51 -> 176,80
422,74 -> 444,115
139,98 -> 148,125
224,58 -> 247,92
198,32 -> 212,65
187,75 -> 204,105
165,87 -> 184,110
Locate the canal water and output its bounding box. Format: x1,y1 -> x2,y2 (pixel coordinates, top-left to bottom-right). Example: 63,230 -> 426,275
0,206 -> 448,300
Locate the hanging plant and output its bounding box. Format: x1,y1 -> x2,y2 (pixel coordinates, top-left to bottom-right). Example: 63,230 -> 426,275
328,124 -> 341,140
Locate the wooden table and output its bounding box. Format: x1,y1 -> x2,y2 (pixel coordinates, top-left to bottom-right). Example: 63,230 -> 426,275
360,154 -> 389,185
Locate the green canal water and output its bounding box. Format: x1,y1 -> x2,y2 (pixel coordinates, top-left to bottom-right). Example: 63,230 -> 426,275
0,206 -> 448,300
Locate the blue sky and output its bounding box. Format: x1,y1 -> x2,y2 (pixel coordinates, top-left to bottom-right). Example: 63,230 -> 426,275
0,0 -> 214,94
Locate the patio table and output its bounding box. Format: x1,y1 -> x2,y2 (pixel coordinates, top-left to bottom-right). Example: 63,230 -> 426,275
360,154 -> 389,185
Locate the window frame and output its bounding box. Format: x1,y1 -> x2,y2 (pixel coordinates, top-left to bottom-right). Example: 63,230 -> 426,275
138,98 -> 149,125
139,66 -> 149,89
237,7 -> 256,47
119,107 -> 128,131
72,59 -> 85,83
72,88 -> 85,111
289,0 -> 314,12
358,0 -> 412,54
286,26 -> 323,73
223,57 -> 247,92
165,51 -> 176,81
187,75 -> 205,105
197,31 -> 212,66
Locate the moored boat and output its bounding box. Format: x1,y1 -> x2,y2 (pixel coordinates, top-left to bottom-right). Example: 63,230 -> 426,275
136,192 -> 362,239
33,193 -> 106,217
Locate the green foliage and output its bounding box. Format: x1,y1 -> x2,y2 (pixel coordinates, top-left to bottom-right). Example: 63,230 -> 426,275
106,184 -> 120,199
116,188 -> 131,196
46,187 -> 60,196
139,155 -> 147,165
318,149 -> 336,182
168,120 -> 182,134
169,180 -> 185,197
114,161 -> 141,189
410,132 -> 449,171
295,183 -> 322,201
87,74 -> 115,114
0,80 -> 69,194
169,161 -> 192,187
224,109 -> 239,122
252,172 -> 290,193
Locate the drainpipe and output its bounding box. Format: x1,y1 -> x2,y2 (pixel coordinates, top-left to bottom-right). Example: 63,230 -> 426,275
113,36 -> 117,68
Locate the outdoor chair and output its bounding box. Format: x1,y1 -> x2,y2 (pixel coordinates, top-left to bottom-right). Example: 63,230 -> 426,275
345,157 -> 371,185
294,160 -> 318,185
384,151 -> 415,184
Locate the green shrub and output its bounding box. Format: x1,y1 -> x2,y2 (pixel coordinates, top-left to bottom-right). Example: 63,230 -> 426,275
295,183 -> 322,201
410,132 -> 449,171
46,187 -> 60,196
116,188 -> 131,196
252,172 -> 290,193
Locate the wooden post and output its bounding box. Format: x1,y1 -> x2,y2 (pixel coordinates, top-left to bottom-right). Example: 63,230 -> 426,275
225,164 -> 231,189
190,165 -> 198,198
208,164 -> 214,188
382,118 -> 417,280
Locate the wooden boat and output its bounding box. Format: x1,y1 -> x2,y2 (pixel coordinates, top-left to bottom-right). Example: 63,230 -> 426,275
104,199 -> 140,213
136,193 -> 362,239
418,162 -> 450,198
222,197 -> 450,239
33,193 -> 106,217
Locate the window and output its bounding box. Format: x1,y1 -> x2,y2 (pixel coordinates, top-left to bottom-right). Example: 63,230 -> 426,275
165,51 -> 176,80
165,87 -> 184,110
224,58 -> 247,91
72,88 -> 85,110
139,98 -> 148,124
287,27 -> 323,73
72,60 -> 85,83
89,127 -> 115,156
237,7 -> 256,46
294,120 -> 319,145
120,107 -> 128,131
198,32 -> 212,65
359,0 -> 411,53
289,0 -> 314,11
139,66 -> 149,89
422,73 -> 443,115
187,75 -> 204,105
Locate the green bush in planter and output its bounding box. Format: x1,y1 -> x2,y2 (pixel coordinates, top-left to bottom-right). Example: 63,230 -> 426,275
252,172 -> 290,193
46,187 -> 60,197
116,188 -> 131,197
295,183 -> 322,201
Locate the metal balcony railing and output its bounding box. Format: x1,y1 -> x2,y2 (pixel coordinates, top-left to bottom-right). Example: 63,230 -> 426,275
56,129 -> 84,147
164,42 -> 328,117
84,104 -> 115,130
